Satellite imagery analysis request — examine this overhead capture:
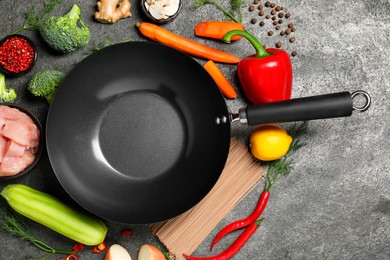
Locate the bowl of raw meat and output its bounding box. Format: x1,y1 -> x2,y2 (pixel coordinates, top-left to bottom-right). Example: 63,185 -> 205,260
0,104 -> 43,180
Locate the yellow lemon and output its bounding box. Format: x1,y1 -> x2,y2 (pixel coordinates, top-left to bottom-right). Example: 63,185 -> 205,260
249,124 -> 292,161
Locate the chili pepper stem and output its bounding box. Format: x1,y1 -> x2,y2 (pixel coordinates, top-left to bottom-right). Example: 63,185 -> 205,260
222,30 -> 270,58
255,217 -> 265,226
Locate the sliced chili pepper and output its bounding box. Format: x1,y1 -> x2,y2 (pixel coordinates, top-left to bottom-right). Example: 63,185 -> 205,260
72,243 -> 85,253
183,218 -> 264,260
60,254 -> 78,260
210,191 -> 270,250
92,241 -> 107,254
120,228 -> 133,237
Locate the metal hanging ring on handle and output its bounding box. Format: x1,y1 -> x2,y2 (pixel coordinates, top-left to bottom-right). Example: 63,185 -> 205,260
351,90 -> 371,112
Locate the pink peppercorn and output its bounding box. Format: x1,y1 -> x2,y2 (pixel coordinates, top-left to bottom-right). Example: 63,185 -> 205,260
0,35 -> 35,74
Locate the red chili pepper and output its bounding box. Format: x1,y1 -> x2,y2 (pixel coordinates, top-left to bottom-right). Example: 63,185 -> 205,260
222,30 -> 292,104
183,218 -> 264,260
92,241 -> 107,254
210,191 -> 269,250
0,36 -> 35,73
120,228 -> 133,237
60,254 -> 78,260
72,243 -> 85,253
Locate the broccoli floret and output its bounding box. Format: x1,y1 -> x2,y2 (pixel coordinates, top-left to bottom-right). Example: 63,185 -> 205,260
38,4 -> 90,53
0,73 -> 17,103
28,70 -> 65,103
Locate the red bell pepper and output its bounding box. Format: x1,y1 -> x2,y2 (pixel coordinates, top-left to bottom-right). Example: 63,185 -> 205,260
222,30 -> 292,104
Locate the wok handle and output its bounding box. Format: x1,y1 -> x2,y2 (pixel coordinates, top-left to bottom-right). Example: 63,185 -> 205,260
242,91 -> 370,125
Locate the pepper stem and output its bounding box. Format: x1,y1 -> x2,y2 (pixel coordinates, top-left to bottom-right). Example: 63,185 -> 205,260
222,30 -> 270,58
255,217 -> 265,226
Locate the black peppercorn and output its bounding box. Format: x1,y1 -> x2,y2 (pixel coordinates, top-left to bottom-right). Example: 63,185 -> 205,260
276,41 -> 282,48
259,21 -> 265,26
251,18 -> 257,24
292,51 -> 297,57
268,31 -> 274,36
285,13 -> 291,18
249,5 -> 255,11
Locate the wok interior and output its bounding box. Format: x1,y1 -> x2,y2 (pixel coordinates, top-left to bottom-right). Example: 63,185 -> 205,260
46,42 -> 231,224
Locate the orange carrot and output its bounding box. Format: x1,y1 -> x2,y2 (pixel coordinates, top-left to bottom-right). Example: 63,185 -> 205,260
204,60 -> 237,99
136,22 -> 240,64
194,21 -> 245,41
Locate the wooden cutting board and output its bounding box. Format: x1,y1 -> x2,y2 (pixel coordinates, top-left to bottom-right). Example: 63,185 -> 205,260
151,138 -> 264,259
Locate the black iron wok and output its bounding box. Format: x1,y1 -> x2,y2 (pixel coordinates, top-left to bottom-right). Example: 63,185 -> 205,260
46,42 -> 370,224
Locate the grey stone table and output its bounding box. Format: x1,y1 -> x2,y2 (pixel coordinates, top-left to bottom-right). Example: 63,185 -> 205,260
0,0 -> 389,259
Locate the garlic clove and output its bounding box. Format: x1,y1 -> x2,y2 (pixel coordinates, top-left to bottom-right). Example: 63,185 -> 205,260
154,0 -> 166,7
149,4 -> 166,19
164,0 -> 180,16
144,1 -> 150,11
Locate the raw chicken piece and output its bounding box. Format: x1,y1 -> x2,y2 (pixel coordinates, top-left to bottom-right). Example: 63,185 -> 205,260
26,123 -> 40,146
2,120 -> 32,146
0,117 -> 6,133
0,105 -> 35,125
0,137 -> 7,163
4,140 -> 26,157
0,150 -> 35,176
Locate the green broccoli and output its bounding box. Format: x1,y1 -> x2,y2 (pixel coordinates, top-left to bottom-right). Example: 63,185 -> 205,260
28,70 -> 65,103
0,73 -> 17,103
38,4 -> 90,53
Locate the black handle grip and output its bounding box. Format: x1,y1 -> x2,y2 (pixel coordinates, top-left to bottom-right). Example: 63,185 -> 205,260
245,91 -> 353,125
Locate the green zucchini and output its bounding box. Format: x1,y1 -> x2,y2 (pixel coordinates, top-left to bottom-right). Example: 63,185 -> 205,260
1,184 -> 107,246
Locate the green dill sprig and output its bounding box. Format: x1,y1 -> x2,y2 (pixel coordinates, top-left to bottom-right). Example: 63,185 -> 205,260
85,38 -> 132,56
0,206 -> 74,259
10,0 -> 63,35
194,0 -> 243,23
157,245 -> 173,260
264,121 -> 308,191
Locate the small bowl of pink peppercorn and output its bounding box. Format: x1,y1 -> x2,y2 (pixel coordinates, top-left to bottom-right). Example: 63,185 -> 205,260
0,34 -> 38,77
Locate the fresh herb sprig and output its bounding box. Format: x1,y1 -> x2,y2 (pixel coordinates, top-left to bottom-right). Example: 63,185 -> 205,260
0,206 -> 73,259
194,0 -> 243,23
265,121 -> 308,191
85,38 -> 132,56
10,0 -> 63,35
